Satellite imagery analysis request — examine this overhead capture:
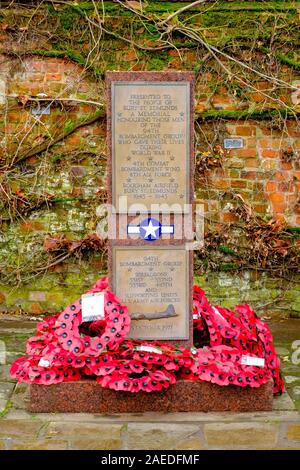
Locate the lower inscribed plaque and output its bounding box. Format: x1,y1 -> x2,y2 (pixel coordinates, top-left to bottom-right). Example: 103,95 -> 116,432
112,246 -> 189,341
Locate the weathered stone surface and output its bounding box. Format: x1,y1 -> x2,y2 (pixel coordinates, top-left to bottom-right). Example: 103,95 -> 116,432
287,424 -> 300,441
273,392 -> 295,411
0,440 -> 6,450
46,422 -> 123,446
0,365 -> 12,382
10,439 -> 68,450
127,423 -> 200,450
29,379 -> 273,413
107,71 -> 194,212
174,437 -> 204,450
10,382 -> 29,410
0,381 -> 14,413
112,246 -> 191,342
107,71 -> 195,348
0,340 -> 6,365
0,419 -> 44,438
69,438 -> 121,450
204,422 -> 279,448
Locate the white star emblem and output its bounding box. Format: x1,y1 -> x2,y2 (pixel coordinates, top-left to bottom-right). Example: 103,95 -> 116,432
141,220 -> 160,239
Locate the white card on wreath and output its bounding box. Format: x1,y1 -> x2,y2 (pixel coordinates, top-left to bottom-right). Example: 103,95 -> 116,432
81,292 -> 105,323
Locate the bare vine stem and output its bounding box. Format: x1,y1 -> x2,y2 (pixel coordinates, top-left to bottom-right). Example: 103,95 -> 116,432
157,0 -> 208,27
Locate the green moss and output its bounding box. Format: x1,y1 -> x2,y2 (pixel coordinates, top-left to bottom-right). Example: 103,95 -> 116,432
0,400 -> 13,419
218,245 -> 239,256
61,1 -> 298,15
197,108 -> 300,121
147,57 -> 168,71
59,6 -> 82,30
63,120 -> 76,134
286,227 -> 300,234
220,263 -> 240,271
275,52 -> 300,71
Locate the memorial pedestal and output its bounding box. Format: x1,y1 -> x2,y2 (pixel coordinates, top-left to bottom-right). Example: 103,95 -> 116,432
27,72 -> 274,416
28,379 -> 273,413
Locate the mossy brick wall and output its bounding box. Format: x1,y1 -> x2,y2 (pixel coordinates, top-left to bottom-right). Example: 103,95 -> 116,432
0,1 -> 299,316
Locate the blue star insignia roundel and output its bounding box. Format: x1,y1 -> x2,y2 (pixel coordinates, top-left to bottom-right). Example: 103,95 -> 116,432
140,217 -> 161,241
127,218 -> 174,241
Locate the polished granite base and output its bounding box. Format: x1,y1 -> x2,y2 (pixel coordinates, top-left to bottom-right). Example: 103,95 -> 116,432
29,379 -> 273,413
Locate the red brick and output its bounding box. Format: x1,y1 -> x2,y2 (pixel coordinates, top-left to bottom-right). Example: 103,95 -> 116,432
252,182 -> 264,192
269,192 -> 285,203
91,259 -> 104,269
186,51 -> 197,62
27,156 -> 38,165
261,149 -> 278,158
281,162 -> 293,170
288,129 -> 300,138
237,149 -> 257,158
259,139 -> 272,149
246,138 -> 257,147
29,61 -> 44,72
271,138 -> 285,148
255,81 -> 270,91
45,73 -> 62,81
214,169 -> 229,178
30,303 -> 43,315
226,124 -> 236,134
245,159 -> 259,168
274,172 -> 287,181
124,50 -> 137,61
169,58 -> 182,68
45,62 -> 62,73
236,126 -> 256,136
255,192 -> 270,202
31,73 -> 45,82
278,181 -> 293,192
212,179 -> 231,189
231,180 -> 247,188
211,95 -> 233,107
241,171 -> 258,179
279,95 -> 288,103
271,203 -> 287,213
8,111 -> 24,122
71,188 -> 84,197
20,221 -> 44,232
251,92 -> 265,103
229,169 -> 240,178
261,127 -> 272,136
254,204 -> 269,213
92,126 -> 106,136
223,212 -> 239,222
287,194 -> 297,204
67,134 -> 81,145
266,182 -> 277,192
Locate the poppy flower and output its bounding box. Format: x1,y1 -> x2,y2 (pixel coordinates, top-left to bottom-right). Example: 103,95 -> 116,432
10,277 -> 284,396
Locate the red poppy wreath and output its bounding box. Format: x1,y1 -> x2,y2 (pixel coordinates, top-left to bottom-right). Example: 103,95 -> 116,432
10,277 -> 285,394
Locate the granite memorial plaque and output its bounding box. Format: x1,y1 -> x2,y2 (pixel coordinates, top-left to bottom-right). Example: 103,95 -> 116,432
107,71 -> 194,213
107,71 -> 194,347
112,246 -> 189,341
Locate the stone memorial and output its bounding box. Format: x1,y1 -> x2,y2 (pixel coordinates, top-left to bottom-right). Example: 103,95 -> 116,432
107,71 -> 194,349
28,71 -> 273,413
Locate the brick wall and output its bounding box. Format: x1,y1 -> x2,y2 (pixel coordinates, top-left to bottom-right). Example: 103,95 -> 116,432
196,120 -> 300,226
0,1 -> 299,315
